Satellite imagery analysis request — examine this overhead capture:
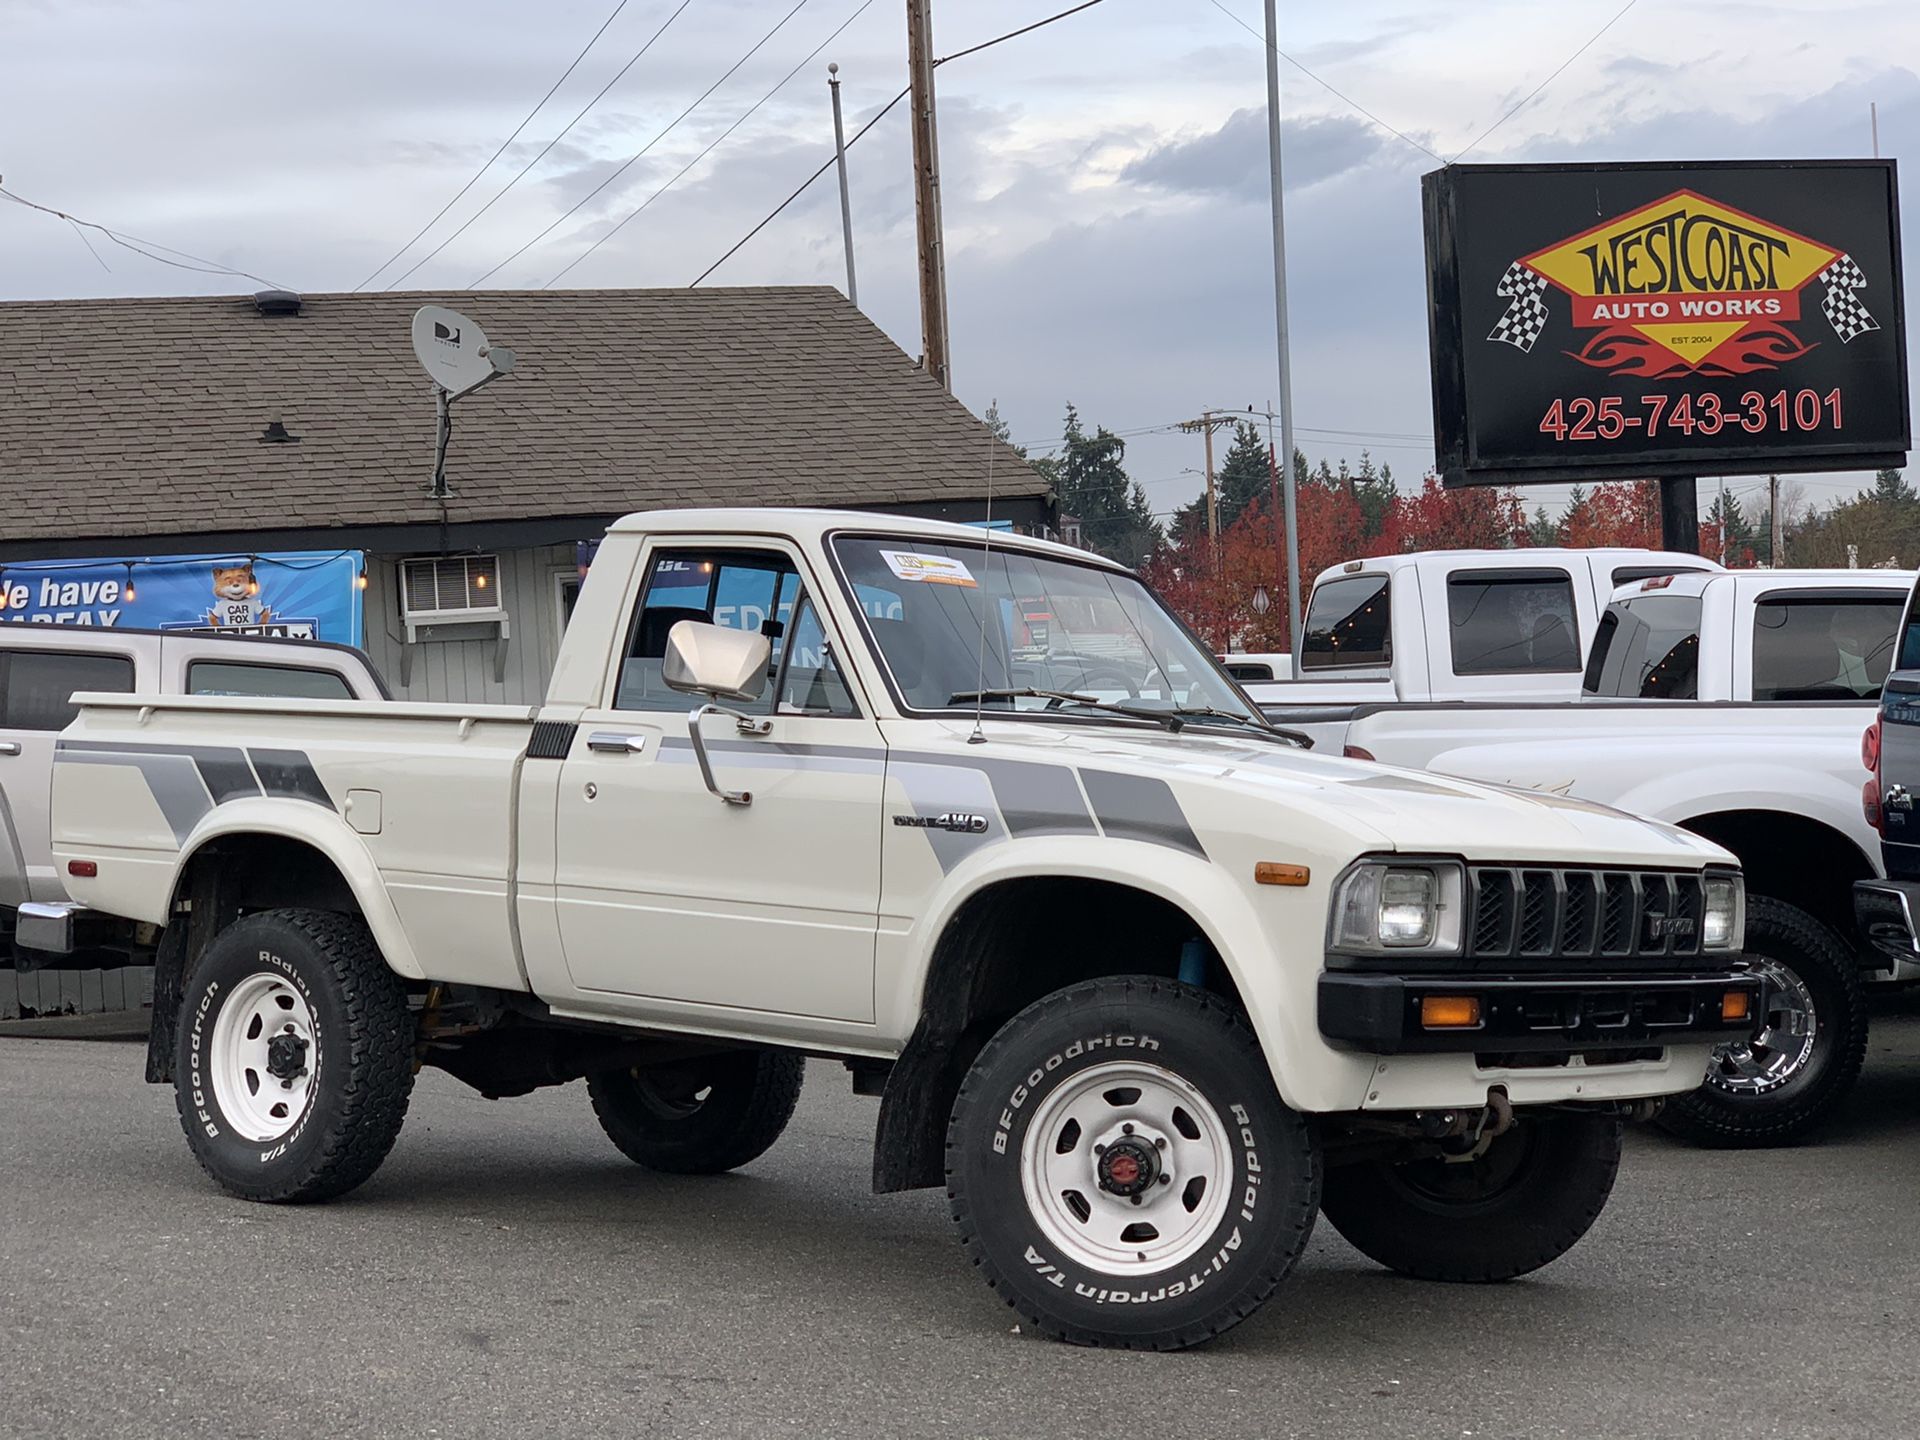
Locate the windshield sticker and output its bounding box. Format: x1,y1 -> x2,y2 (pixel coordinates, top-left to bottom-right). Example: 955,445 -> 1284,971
881,550 -> 977,588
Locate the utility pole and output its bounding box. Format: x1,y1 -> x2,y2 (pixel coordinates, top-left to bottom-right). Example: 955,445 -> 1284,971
906,0 -> 951,389
828,63 -> 858,309
1769,473 -> 1784,565
1261,0 -> 1303,655
1178,411 -> 1236,544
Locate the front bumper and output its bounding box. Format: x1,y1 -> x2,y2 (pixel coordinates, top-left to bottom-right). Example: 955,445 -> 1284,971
1318,969 -> 1762,1056
1854,880 -> 1920,980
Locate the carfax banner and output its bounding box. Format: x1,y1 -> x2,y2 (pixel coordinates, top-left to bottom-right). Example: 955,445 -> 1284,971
1423,159 -> 1910,486
0,550 -> 365,642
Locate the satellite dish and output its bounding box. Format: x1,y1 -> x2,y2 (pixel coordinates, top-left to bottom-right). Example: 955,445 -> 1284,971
411,305 -> 509,394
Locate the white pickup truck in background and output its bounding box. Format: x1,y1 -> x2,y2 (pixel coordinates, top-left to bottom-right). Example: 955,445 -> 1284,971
1345,567 -> 1914,1146
2,626 -> 386,989
43,507 -> 1760,1350
1245,547 -> 1720,750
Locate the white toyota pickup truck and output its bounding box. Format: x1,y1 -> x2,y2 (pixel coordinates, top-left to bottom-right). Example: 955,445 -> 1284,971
48,509 -> 1758,1350
1247,547 -> 1719,750
1346,567 -> 1914,1148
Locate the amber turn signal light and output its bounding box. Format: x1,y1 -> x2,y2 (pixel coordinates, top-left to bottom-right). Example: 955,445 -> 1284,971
1721,990 -> 1751,1023
1419,995 -> 1481,1029
1254,862 -> 1310,887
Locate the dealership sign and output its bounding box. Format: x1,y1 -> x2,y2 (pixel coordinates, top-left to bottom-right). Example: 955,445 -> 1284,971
1424,160 -> 1910,486
0,550 -> 364,641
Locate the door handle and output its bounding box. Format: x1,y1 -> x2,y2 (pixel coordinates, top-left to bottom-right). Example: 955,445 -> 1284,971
586,732 -> 647,755
0,742 -> 20,757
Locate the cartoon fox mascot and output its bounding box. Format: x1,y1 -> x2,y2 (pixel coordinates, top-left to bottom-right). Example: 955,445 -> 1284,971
206,563 -> 273,629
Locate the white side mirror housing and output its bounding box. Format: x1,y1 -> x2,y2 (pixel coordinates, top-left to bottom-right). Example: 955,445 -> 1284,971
663,620 -> 771,703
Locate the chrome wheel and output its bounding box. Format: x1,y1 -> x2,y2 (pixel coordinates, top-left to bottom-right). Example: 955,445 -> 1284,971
1705,958 -> 1816,1096
1019,1060 -> 1233,1276
209,972 -> 318,1142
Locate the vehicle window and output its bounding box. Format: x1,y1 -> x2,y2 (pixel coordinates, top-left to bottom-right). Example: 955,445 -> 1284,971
0,650 -> 135,731
776,597 -> 858,717
831,537 -> 1256,724
1300,576 -> 1389,671
615,549 -> 799,714
1898,583 -> 1920,673
1224,662 -> 1275,682
1583,595 -> 1703,699
1751,596 -> 1901,702
187,661 -> 353,700
1447,570 -> 1579,675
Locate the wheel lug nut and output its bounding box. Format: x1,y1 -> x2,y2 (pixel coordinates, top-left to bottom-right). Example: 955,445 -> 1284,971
1122,1123 -> 1134,1135
1159,1174 -> 1171,1186
1094,1143 -> 1106,1155
1153,1137 -> 1166,1150
1130,1194 -> 1143,1206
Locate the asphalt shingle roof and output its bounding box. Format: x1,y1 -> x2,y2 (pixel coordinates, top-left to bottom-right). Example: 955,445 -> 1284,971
0,286 -> 1045,547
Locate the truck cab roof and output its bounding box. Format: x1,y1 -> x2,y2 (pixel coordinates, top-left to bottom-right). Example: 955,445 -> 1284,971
1315,547 -> 1723,589
606,508 -> 1121,573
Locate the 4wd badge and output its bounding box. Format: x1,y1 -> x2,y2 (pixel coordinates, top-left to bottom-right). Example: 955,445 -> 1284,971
1489,189 -> 1879,377
893,812 -> 989,834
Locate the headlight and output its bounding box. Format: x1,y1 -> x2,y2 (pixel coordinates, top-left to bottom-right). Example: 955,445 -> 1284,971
1330,859 -> 1465,956
1702,872 -> 1745,951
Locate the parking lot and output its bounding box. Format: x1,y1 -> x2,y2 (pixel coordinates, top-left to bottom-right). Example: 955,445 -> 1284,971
2,999 -> 1916,1440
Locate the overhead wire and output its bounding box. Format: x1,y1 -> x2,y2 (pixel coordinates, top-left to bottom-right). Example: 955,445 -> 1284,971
1452,0 -> 1643,160
545,0 -> 880,288
0,184 -> 290,289
470,0 -> 817,288
689,0 -> 1108,286
384,0 -> 700,291
354,0 -> 636,291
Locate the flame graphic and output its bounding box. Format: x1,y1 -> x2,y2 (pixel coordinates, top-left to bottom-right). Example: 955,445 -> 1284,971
1568,322 -> 1818,378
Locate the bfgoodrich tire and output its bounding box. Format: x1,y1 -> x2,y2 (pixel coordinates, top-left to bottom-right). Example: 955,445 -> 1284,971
176,909 -> 414,1203
587,1050 -> 804,1174
1319,1111 -> 1622,1282
1656,896 -> 1868,1148
946,977 -> 1320,1351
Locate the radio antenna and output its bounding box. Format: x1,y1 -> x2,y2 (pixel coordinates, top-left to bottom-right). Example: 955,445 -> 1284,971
967,433 -> 997,745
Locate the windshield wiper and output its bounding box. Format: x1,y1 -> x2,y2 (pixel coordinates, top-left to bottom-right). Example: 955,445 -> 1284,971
948,689 -> 1310,747
1168,705 -> 1312,748
949,687 -> 1104,709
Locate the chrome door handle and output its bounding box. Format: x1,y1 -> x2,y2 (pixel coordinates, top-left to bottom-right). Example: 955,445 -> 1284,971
586,732 -> 647,755
0,742 -> 20,757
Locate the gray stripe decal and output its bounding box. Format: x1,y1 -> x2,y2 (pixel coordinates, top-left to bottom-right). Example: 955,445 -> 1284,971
250,749 -> 335,808
55,750 -> 212,845
1079,770 -> 1207,860
58,739 -> 261,804
886,751 -> 1097,839
886,762 -> 1004,873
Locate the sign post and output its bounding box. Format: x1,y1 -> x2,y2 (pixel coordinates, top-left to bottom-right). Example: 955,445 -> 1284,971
1424,159 -> 1909,548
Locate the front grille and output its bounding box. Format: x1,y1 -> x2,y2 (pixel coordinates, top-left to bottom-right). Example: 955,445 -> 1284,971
1465,867 -> 1707,968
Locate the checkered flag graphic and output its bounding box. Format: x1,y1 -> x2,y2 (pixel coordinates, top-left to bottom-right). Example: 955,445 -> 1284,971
1486,262 -> 1551,352
1818,253 -> 1880,343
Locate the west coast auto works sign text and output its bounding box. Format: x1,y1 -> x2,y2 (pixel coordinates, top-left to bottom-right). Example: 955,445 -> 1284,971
1424,160 -> 1909,486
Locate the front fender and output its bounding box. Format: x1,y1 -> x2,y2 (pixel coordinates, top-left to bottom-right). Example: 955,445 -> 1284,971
167,799 -> 427,980
879,835 -> 1372,1114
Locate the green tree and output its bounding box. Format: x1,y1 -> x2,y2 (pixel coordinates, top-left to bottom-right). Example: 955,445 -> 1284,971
1705,487 -> 1756,563
1039,405 -> 1162,568
1526,504 -> 1559,546
1868,467 -> 1914,507
1351,451 -> 1396,539
982,398 -> 1026,460
1213,422 -> 1274,531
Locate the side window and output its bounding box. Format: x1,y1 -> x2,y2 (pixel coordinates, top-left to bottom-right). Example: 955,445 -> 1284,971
1300,575 -> 1390,670
1585,595 -> 1703,699
0,650 -> 136,731
187,661 -> 353,700
1446,570 -> 1579,675
1896,584 -> 1920,673
776,598 -> 858,717
615,549 -> 798,713
1752,597 -> 1902,702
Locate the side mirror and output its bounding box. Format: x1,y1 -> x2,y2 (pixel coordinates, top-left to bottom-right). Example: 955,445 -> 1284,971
663,620 -> 771,703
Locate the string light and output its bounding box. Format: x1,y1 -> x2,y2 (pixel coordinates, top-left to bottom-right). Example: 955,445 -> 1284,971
122,562 -> 137,603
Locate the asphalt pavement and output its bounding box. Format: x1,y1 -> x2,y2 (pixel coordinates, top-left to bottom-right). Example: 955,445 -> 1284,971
5,1000 -> 1919,1440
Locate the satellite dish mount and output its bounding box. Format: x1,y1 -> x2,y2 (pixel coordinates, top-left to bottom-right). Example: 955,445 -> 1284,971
410,305 -> 518,499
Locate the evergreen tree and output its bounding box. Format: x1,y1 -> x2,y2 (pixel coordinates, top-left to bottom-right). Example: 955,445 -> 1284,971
1041,405 -> 1163,568
1212,422 -> 1274,531
982,398 -> 1026,459
1351,451 -> 1396,539
1527,505 -> 1559,547
1705,487 -> 1756,563
1868,467 -> 1914,507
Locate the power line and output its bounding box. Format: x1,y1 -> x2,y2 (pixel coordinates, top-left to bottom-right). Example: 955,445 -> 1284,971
0,184 -> 290,289
1452,0 -> 1643,160
546,0 -> 880,289
384,0 -> 699,291
472,0 -> 816,288
354,0 -> 636,291
689,0 -> 1110,286
1203,0 -> 1443,164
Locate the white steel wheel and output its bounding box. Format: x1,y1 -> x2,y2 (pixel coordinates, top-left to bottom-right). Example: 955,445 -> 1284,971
1019,1059 -> 1234,1275
209,972 -> 319,1143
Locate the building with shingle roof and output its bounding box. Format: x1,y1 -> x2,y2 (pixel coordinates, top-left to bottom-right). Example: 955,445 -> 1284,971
0,286 -> 1049,702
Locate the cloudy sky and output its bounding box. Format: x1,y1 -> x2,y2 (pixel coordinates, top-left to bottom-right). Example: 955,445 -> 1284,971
4,0 -> 1916,522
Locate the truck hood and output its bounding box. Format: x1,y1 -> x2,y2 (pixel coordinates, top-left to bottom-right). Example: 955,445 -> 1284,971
958,721 -> 1726,869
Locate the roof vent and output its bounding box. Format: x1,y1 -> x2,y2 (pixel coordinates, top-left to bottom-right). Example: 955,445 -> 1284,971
259,420 -> 300,444
254,289 -> 303,316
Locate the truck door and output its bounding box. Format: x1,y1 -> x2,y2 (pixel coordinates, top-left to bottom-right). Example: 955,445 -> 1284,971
0,644 -> 137,908
1870,584 -> 1920,879
550,541 -> 884,1021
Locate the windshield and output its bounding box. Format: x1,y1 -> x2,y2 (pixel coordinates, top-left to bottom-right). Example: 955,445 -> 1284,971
831,535 -> 1260,724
